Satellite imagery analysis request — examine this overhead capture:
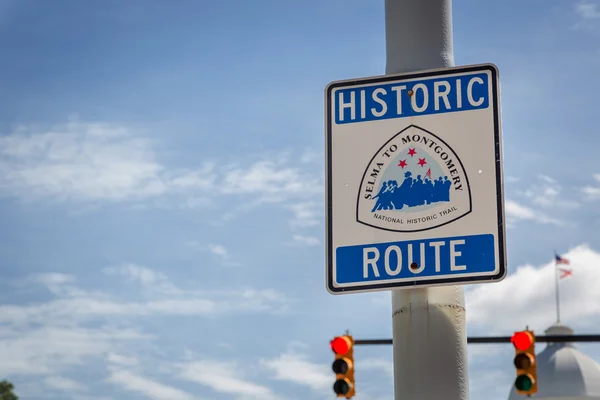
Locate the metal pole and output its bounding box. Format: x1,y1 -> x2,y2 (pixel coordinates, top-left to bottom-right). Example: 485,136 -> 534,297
554,259 -> 561,323
384,1 -> 469,399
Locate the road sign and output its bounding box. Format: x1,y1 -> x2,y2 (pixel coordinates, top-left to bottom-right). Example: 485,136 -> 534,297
325,63 -> 506,294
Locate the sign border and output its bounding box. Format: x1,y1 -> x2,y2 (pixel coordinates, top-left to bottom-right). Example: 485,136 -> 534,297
325,63 -> 506,295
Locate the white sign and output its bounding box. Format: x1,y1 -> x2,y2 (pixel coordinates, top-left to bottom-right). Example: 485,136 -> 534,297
325,64 -> 506,295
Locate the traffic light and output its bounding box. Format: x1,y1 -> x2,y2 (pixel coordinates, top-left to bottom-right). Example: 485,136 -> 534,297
330,334 -> 355,398
511,330 -> 538,395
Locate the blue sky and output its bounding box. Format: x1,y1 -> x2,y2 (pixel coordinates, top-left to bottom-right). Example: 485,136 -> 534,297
1,0 -> 600,399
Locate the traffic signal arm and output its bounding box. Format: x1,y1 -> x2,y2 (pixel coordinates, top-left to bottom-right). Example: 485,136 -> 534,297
351,334 -> 600,345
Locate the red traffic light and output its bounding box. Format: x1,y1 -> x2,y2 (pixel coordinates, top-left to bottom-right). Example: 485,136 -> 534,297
331,336 -> 351,355
511,331 -> 533,351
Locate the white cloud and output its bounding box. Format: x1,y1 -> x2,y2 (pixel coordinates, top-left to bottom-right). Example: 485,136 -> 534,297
576,1 -> 600,19
0,121 -> 170,202
179,360 -> 278,400
1,267 -> 290,330
504,200 -> 565,227
288,201 -> 321,228
358,358 -> 394,377
220,160 -> 320,198
24,273 -> 86,297
291,235 -> 320,246
0,297 -> 218,325
0,121 -> 322,218
300,148 -> 322,164
106,353 -> 139,367
469,368 -> 513,399
467,343 -> 505,362
467,244 -> 600,333
108,369 -> 197,400
505,200 -> 535,220
0,325 -> 146,376
213,160 -> 322,225
186,243 -> 242,266
103,263 -> 176,293
44,376 -> 87,392
166,164 -> 216,190
207,243 -> 229,259
352,395 -> 393,400
31,272 -> 74,285
538,174 -> 556,184
573,1 -> 600,30
0,265 -> 291,383
517,175 -> 579,210
236,289 -> 291,315
582,174 -> 600,199
583,185 -> 600,199
261,352 -> 331,391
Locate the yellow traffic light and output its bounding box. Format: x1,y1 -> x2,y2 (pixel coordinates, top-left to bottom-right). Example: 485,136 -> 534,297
330,334 -> 355,398
511,330 -> 537,395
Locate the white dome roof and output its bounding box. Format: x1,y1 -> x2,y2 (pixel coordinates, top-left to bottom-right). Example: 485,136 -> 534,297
508,324 -> 600,400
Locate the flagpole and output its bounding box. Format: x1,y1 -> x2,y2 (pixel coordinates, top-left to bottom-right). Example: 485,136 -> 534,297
554,251 -> 561,324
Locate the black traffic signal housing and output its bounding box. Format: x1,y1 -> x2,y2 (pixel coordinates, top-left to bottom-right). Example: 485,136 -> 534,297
330,334 -> 355,398
511,330 -> 538,395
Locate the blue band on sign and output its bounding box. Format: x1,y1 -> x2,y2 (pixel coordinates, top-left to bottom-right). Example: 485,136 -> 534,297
334,73 -> 490,124
335,234 -> 495,284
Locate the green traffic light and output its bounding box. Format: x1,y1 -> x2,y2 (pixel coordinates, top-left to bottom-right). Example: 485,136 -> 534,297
333,379 -> 350,395
515,374 -> 533,391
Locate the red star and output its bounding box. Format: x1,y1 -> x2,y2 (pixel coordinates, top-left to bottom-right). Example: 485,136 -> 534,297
417,158 -> 427,167
407,148 -> 417,157
398,159 -> 407,169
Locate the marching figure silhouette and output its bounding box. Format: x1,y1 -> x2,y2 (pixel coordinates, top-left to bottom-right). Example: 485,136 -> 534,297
371,171 -> 451,212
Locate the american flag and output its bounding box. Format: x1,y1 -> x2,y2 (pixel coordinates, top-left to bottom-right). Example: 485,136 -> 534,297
555,253 -> 572,279
555,253 -> 570,265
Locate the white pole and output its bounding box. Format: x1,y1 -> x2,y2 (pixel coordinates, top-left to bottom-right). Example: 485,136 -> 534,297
385,1 -> 469,399
554,259 -> 561,323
